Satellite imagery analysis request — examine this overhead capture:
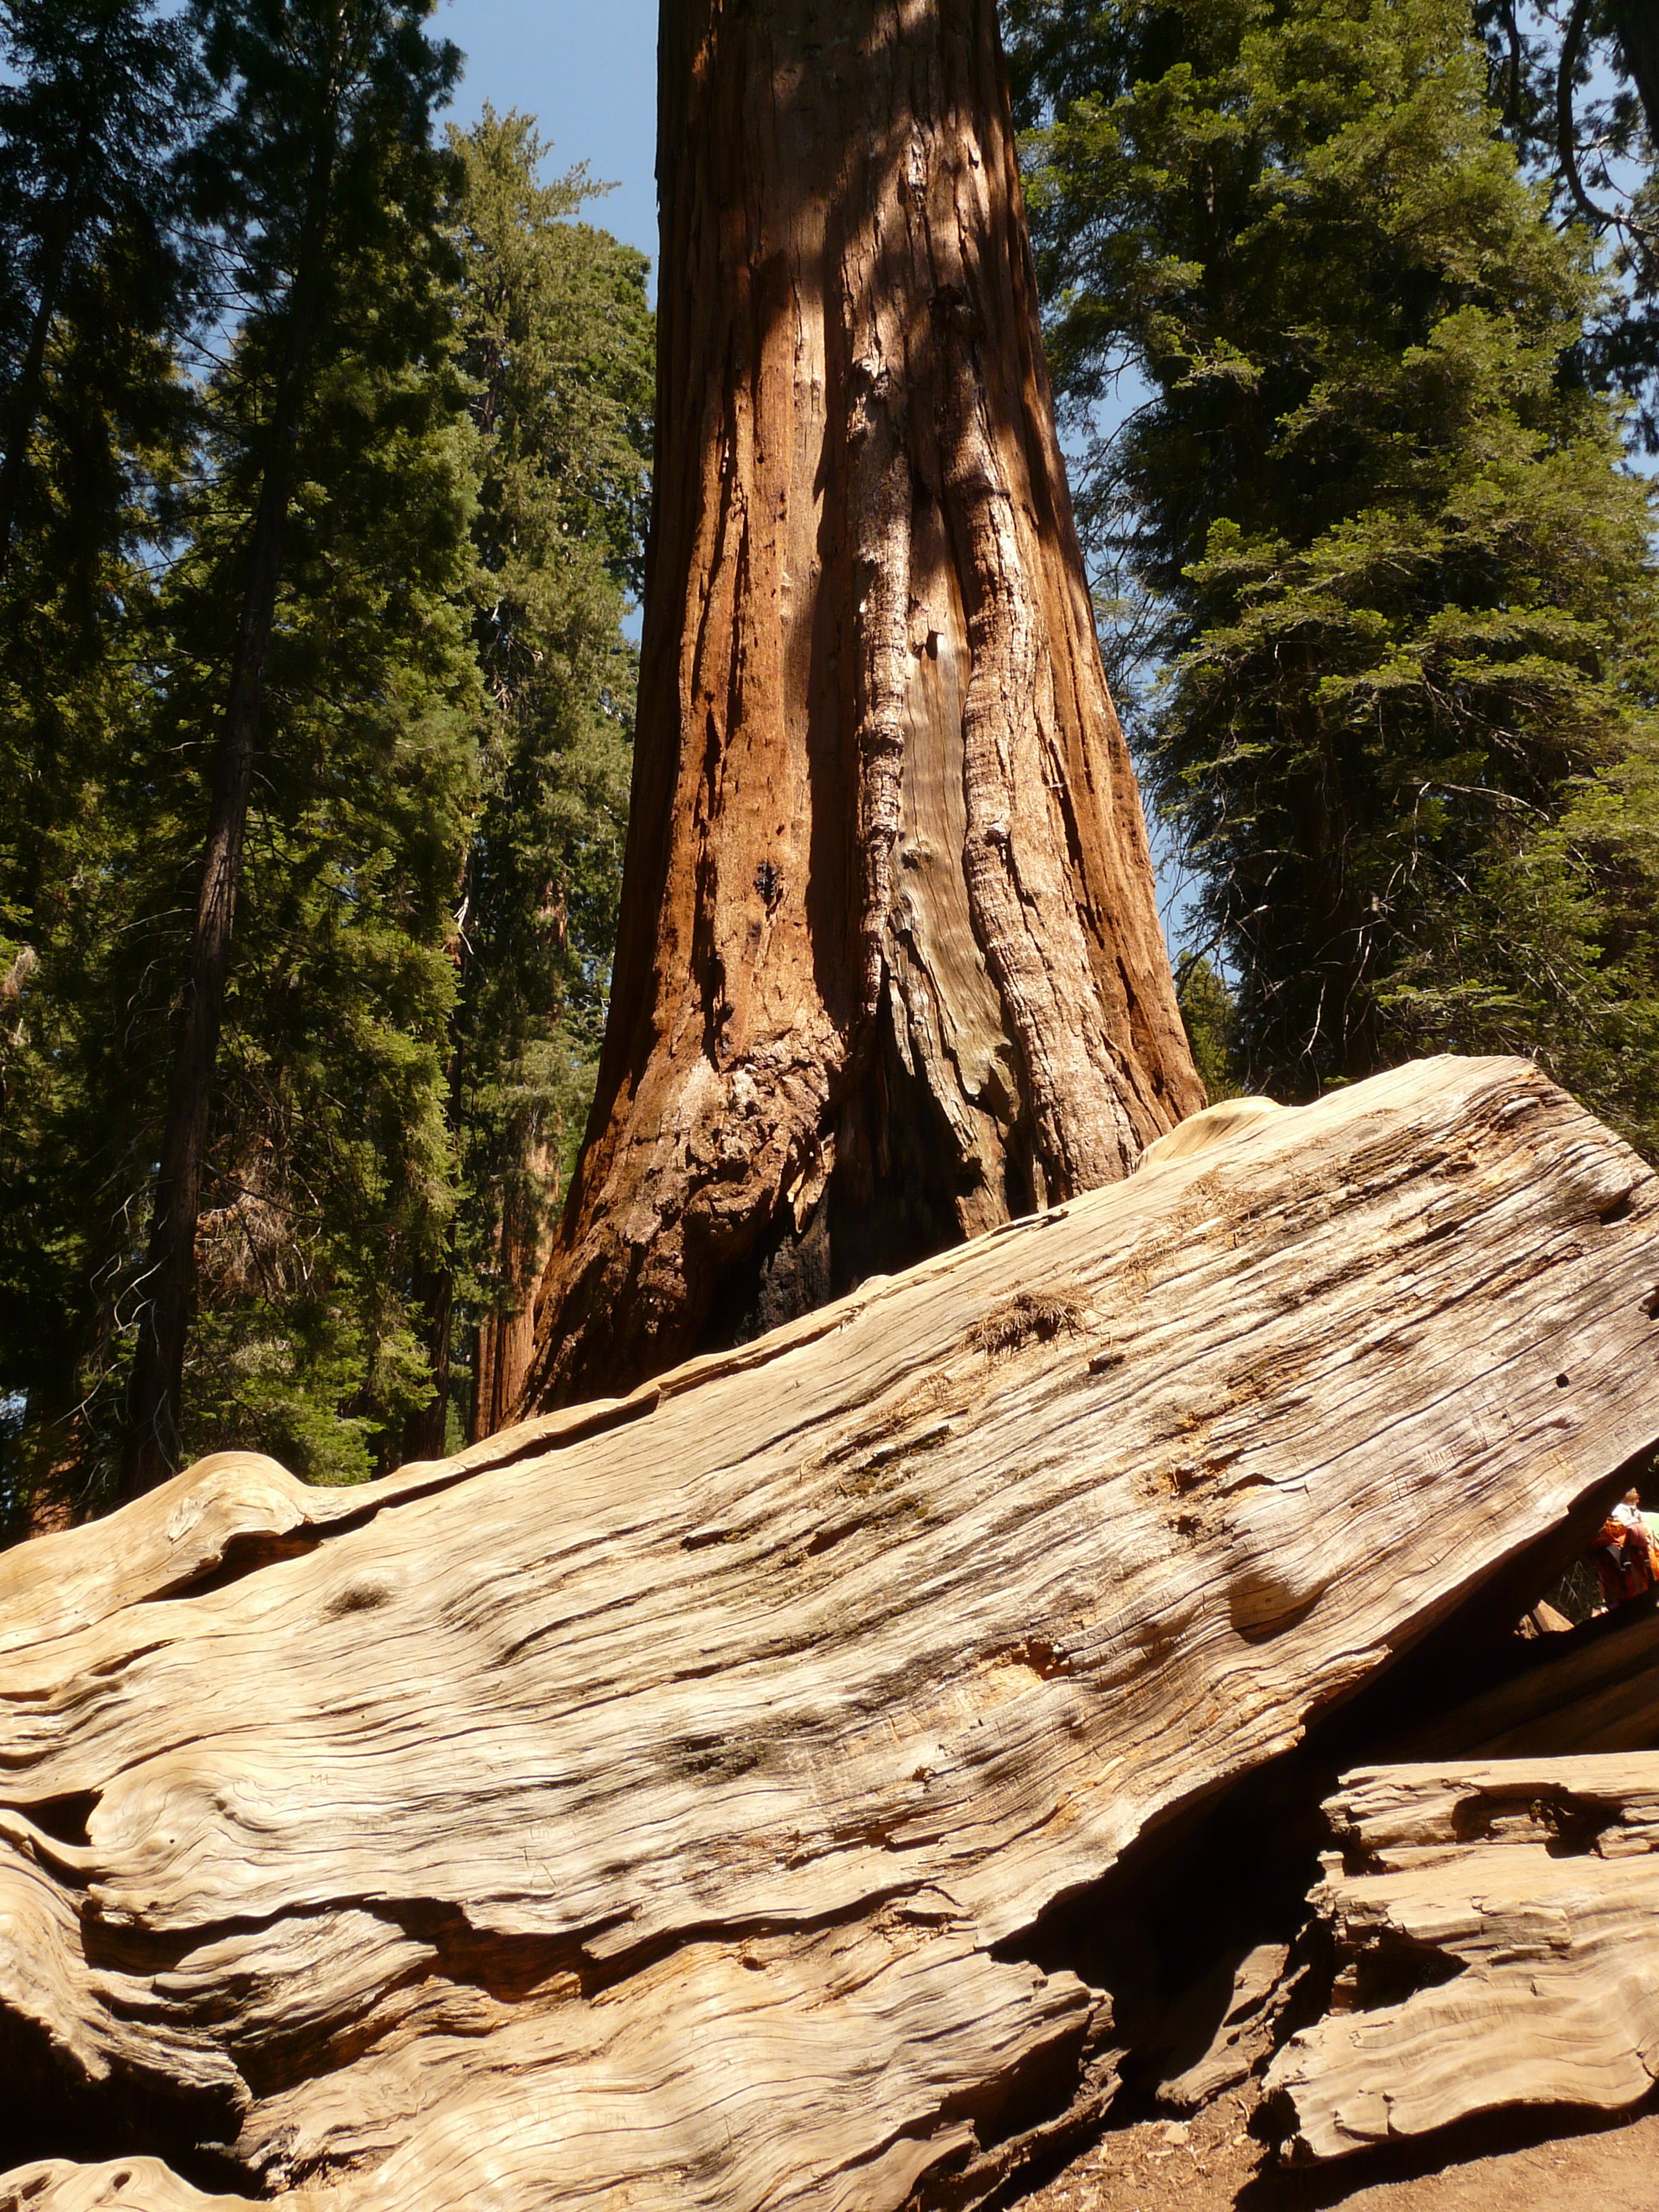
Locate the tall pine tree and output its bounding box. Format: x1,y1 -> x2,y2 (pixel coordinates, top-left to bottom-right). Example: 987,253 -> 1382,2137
410,109 -> 651,1451
1012,0 -> 1659,1138
0,0 -> 205,1519
119,0 -> 466,1493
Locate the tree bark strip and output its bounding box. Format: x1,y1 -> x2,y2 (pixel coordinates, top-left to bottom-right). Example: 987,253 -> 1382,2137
523,0 -> 1202,1412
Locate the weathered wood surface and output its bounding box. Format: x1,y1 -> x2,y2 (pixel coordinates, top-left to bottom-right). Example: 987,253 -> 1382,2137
1267,1754 -> 1659,2160
3,1056 -> 1659,2211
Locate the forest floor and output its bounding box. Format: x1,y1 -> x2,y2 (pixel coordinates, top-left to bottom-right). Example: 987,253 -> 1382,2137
1012,2094 -> 1659,2212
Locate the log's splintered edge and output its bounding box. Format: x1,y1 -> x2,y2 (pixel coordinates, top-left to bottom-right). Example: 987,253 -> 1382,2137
1267,1751 -> 1659,2161
1,1056 -> 1658,2212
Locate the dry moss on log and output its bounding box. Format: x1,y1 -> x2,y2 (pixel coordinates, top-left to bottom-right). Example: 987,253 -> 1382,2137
2,1056 -> 1659,2209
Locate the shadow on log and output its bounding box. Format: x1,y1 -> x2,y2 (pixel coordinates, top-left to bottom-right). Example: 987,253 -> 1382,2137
2,1056 -> 1659,2210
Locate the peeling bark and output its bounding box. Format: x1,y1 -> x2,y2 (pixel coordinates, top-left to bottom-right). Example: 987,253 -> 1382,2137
522,0 -> 1202,1411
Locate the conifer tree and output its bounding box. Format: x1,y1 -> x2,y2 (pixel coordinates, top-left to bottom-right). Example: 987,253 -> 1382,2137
405,109 -> 651,1452
1475,1 -> 1658,449
119,0 -> 465,1494
0,0 -> 205,1520
143,232 -> 480,1483
1012,0 -> 1659,1137
0,0 -> 201,579
2,77 -> 653,1517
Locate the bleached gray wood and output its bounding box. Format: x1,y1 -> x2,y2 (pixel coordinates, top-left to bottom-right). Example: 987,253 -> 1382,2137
1267,1754 -> 1659,2160
3,1056 -> 1659,2212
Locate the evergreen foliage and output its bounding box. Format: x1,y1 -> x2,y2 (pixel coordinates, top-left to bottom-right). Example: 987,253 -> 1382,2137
147,202 -> 482,1483
116,0 -> 473,1495
0,0 -> 206,1516
407,110 -> 650,1454
0,0 -> 202,579
0,22 -> 650,1523
1475,1 -> 1659,450
1012,0 -> 1659,1145
1175,956 -> 1243,1103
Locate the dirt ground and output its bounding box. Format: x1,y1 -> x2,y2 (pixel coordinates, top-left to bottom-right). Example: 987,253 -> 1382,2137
1012,2095 -> 1659,2212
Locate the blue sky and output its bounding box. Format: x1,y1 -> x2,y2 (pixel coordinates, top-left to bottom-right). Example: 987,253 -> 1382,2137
440,0 -> 659,271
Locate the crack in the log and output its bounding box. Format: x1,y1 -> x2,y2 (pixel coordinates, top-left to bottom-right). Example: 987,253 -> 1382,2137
0,2001 -> 249,2189
569,1883 -> 951,1996
1330,1932 -> 1467,2015
81,1895 -> 401,1980
1447,1786 -> 1618,1857
18,1792 -> 95,1849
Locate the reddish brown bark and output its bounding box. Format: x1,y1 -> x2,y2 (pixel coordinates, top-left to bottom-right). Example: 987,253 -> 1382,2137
471,1142 -> 560,1440
523,0 -> 1202,1412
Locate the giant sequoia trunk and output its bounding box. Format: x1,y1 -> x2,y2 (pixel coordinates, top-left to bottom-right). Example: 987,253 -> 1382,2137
5,1058 -> 1659,2211
523,0 -> 1202,1411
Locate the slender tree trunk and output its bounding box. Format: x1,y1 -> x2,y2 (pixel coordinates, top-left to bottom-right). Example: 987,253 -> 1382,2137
401,1261 -> 455,1461
1604,0 -> 1659,149
118,147 -> 335,1500
470,1139 -> 560,1440
521,0 -> 1203,1413
403,880 -> 476,1463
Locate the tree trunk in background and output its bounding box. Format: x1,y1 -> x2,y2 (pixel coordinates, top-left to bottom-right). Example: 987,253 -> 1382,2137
1605,0 -> 1659,148
522,0 -> 1203,1412
471,1141 -> 559,1440
399,1262 -> 455,1463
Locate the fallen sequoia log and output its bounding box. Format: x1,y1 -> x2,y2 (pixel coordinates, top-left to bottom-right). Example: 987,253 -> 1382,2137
1265,1755 -> 1659,2160
3,1054 -> 1659,2211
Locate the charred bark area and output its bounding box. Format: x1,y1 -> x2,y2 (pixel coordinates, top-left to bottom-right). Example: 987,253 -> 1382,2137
523,0 -> 1202,1412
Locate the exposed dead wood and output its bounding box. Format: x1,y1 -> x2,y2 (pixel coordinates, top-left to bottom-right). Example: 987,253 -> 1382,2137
1266,1753 -> 1659,2161
1154,1942 -> 1298,2114
2,1057 -> 1659,2211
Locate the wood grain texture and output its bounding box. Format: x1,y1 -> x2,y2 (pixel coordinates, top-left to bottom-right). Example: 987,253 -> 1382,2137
1267,1754 -> 1659,2160
3,1057 -> 1659,2210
